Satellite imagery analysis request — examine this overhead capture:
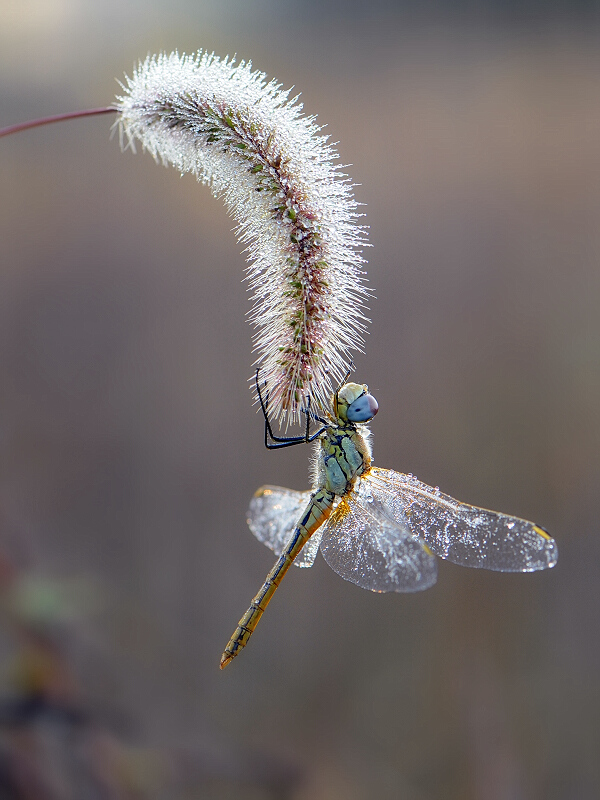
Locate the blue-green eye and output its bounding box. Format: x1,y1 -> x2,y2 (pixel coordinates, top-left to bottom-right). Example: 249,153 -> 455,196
347,393 -> 378,422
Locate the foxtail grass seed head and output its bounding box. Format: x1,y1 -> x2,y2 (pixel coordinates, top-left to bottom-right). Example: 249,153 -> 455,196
116,51 -> 369,424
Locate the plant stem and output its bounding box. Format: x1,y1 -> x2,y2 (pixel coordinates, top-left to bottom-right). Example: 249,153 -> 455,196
0,107 -> 117,138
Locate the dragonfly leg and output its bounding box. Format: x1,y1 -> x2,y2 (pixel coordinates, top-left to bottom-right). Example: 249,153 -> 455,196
220,489 -> 335,668
334,360 -> 355,396
256,369 -> 325,449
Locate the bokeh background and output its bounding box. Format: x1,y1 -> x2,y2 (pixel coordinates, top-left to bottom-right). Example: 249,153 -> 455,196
1,1 -> 599,798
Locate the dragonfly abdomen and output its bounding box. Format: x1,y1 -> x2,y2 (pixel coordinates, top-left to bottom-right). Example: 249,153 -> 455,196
220,488 -> 335,669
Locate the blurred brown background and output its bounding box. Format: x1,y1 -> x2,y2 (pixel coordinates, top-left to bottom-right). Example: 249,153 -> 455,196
1,1 -> 599,798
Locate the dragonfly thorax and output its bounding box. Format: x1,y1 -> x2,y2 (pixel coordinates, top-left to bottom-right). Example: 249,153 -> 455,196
320,425 -> 372,496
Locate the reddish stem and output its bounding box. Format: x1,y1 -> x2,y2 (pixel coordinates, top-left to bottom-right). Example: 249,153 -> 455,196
0,107 -> 117,138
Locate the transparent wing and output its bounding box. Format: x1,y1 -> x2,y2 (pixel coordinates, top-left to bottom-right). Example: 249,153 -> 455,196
247,486 -> 323,568
319,480 -> 438,592
366,468 -> 558,572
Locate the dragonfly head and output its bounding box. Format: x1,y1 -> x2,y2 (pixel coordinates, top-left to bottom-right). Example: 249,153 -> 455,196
335,383 -> 379,423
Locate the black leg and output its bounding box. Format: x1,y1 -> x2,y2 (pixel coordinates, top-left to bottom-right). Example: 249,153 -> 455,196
255,370 -> 326,449
303,407 -> 330,427
334,360 -> 355,396
303,393 -> 311,441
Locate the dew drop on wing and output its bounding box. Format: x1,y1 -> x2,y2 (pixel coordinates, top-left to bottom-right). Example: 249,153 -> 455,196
368,468 -> 557,573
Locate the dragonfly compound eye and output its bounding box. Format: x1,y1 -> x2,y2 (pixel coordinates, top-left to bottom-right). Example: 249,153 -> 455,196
347,393 -> 379,422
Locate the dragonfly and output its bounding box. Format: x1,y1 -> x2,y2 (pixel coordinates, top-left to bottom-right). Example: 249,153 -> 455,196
220,374 -> 557,668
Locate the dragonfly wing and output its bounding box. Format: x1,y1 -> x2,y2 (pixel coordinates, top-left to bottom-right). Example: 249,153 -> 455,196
367,468 -> 558,572
319,482 -> 437,593
247,486 -> 323,568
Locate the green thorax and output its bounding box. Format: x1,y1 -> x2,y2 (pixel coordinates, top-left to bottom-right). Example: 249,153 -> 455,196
320,423 -> 369,497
